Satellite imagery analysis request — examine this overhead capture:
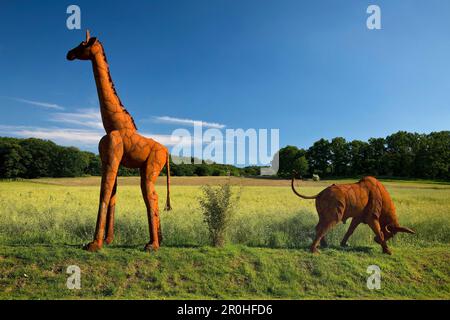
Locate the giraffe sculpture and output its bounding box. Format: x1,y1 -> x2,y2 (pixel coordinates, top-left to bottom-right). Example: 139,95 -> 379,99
67,30 -> 172,252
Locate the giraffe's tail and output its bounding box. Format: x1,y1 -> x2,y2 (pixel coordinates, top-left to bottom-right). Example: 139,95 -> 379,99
164,149 -> 172,211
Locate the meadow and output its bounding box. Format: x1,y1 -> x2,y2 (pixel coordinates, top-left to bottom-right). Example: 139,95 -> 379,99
0,177 -> 449,299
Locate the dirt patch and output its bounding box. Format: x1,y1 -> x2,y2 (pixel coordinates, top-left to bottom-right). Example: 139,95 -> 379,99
28,176 -> 450,189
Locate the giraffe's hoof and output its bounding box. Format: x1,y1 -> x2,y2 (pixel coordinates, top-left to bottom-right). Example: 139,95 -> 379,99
83,241 -> 102,252
144,243 -> 159,252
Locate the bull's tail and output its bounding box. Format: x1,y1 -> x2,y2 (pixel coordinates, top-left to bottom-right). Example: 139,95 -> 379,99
164,150 -> 172,211
291,176 -> 319,200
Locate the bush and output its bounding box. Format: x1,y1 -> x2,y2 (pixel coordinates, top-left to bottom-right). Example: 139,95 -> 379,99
198,182 -> 240,247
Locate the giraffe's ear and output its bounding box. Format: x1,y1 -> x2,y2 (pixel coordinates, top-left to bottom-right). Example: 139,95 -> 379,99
86,30 -> 90,42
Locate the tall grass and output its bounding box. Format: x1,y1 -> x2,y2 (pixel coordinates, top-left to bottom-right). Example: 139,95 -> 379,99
199,183 -> 240,247
0,180 -> 449,249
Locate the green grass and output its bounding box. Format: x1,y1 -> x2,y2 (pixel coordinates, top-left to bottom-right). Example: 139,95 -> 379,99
1,245 -> 448,299
0,178 -> 449,299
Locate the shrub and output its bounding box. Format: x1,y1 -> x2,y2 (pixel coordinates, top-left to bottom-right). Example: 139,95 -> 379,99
198,182 -> 240,247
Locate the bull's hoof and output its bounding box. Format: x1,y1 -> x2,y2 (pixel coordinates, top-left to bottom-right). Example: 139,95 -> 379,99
144,242 -> 159,252
340,241 -> 349,247
310,247 -> 320,254
105,237 -> 114,245
383,247 -> 392,255
83,241 -> 102,252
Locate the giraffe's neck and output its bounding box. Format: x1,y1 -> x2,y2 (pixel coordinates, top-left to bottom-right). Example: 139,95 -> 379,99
91,43 -> 137,134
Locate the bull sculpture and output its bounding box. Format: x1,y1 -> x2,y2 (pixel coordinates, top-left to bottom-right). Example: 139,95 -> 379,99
291,176 -> 415,255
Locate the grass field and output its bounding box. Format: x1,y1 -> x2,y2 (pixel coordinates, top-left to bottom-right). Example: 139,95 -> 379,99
0,177 -> 449,299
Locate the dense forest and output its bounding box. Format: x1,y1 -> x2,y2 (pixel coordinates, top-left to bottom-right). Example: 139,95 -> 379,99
0,130 -> 449,180
278,131 -> 450,180
0,137 -> 256,178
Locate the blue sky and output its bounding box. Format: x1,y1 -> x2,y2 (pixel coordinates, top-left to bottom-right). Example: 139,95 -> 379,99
0,0 -> 449,163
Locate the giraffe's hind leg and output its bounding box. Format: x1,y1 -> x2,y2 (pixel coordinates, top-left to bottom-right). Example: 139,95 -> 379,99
140,146 -> 166,252
140,165 -> 162,252
105,177 -> 117,245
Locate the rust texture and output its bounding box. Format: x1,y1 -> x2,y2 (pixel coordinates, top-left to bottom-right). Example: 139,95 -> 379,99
292,176 -> 415,255
67,31 -> 172,252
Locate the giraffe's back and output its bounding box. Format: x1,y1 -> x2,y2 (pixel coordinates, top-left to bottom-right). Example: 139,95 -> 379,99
119,131 -> 167,169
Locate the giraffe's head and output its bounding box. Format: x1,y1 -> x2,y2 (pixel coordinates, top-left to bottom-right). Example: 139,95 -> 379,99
66,30 -> 101,61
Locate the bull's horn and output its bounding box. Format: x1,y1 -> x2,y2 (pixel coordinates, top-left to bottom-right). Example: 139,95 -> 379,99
394,226 -> 416,234
86,29 -> 90,42
385,224 -> 393,234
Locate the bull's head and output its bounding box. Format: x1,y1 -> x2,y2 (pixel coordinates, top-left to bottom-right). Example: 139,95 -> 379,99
384,224 -> 415,241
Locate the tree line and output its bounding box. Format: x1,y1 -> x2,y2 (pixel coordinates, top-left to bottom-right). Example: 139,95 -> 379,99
278,131 -> 450,180
0,137 -> 258,178
0,130 -> 449,180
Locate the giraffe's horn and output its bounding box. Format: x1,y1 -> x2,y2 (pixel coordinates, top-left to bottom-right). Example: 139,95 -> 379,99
86,30 -> 90,42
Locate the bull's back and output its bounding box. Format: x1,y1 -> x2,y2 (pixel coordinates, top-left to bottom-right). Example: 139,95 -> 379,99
315,186 -> 346,219
316,181 -> 371,220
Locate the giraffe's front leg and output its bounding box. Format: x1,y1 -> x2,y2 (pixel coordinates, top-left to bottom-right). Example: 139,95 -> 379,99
85,132 -> 123,252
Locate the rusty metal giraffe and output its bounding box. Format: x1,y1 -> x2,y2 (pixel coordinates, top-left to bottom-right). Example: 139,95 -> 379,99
67,30 -> 172,252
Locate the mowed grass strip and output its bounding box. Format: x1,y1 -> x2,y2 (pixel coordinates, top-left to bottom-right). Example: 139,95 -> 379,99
0,245 -> 448,299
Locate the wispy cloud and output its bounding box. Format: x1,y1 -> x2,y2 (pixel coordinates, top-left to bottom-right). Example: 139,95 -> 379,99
153,116 -> 226,129
140,132 -> 206,147
49,109 -> 103,129
0,125 -> 101,146
0,106 -> 221,151
0,125 -> 199,148
9,97 -> 65,110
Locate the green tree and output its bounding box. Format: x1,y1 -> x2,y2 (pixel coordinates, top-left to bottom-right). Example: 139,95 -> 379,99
366,138 -> 387,176
19,138 -> 57,178
52,146 -> 90,177
84,152 -> 102,176
277,146 -> 307,178
349,140 -> 369,175
384,131 -> 420,177
330,137 -> 350,176
195,164 -> 212,176
292,156 -> 309,177
307,139 -> 331,176
0,142 -> 28,178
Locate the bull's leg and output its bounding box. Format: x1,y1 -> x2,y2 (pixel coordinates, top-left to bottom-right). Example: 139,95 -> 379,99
320,238 -> 328,248
368,218 -> 391,255
311,219 -> 337,253
105,177 -> 117,245
340,217 -> 362,247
